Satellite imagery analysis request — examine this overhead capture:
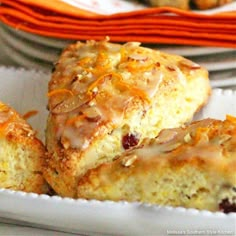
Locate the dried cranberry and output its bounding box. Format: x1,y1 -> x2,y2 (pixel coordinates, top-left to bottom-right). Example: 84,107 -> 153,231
155,62 -> 161,67
122,133 -> 139,150
219,198 -> 236,213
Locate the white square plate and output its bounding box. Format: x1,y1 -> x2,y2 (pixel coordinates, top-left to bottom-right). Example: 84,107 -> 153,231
0,67 -> 235,236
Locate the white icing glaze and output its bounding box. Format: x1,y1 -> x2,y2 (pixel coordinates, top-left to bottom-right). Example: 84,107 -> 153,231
49,40 -> 202,149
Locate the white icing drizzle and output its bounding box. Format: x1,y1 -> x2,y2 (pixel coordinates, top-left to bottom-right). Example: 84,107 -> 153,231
49,40 -> 201,149
122,118 -> 235,163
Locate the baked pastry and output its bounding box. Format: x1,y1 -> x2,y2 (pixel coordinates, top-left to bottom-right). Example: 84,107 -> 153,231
192,0 -> 232,10
142,0 -> 232,10
144,0 -> 189,10
44,38 -> 211,198
78,116 -> 236,213
0,101 -> 48,194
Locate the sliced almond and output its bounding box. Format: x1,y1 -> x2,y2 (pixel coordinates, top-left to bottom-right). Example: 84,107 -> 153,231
128,54 -> 148,62
179,59 -> 201,70
162,142 -> 182,153
218,134 -> 232,145
121,154 -> 138,167
184,133 -> 192,143
156,130 -> 178,144
52,95 -> 88,114
82,106 -> 102,122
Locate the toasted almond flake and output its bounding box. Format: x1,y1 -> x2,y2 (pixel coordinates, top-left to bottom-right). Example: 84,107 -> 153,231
184,133 -> 192,143
47,89 -> 74,98
156,130 -> 178,144
218,134 -> 232,145
175,66 -> 187,86
21,125 -> 35,137
92,87 -> 98,93
87,73 -> 112,94
75,74 -> 83,80
82,70 -> 89,76
82,139 -> 90,149
61,137 -> 70,149
128,54 -> 148,62
124,42 -> 141,48
194,127 -> 209,144
52,96 -> 88,114
162,142 -> 181,153
121,154 -> 137,167
179,59 -> 201,70
82,106 -> 102,120
140,137 -> 155,146
88,100 -> 96,107
115,80 -> 150,103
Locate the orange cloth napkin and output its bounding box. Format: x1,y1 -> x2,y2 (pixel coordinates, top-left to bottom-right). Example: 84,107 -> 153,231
0,0 -> 236,48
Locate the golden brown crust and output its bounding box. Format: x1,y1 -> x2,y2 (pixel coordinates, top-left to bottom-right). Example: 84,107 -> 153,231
145,0 -> 189,10
0,101 -> 48,194
192,0 -> 232,10
44,39 -> 211,198
143,0 -> 232,10
77,116 -> 236,212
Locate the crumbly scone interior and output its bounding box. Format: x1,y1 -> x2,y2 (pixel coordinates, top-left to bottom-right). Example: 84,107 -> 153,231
0,102 -> 48,194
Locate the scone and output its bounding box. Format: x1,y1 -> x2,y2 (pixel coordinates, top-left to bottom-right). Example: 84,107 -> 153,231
0,101 -> 48,194
144,0 -> 189,10
142,0 -> 232,10
78,116 -> 236,213
44,38 -> 211,198
192,0 -> 232,10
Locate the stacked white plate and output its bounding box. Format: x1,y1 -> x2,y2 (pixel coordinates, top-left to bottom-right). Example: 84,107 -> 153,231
0,22 -> 235,88
0,23 -> 74,71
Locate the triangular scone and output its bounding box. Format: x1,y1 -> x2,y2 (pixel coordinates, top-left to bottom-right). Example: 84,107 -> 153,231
78,116 -> 236,213
45,39 -> 211,198
192,0 -> 232,10
0,101 -> 48,194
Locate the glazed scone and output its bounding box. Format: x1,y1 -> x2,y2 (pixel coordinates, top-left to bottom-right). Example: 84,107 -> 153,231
144,0 -> 189,10
142,0 -> 232,9
0,101 -> 48,194
78,116 -> 236,213
192,0 -> 232,10
45,39 -> 211,198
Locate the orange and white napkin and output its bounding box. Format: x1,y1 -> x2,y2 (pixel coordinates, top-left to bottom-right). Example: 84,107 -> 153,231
0,0 -> 236,48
